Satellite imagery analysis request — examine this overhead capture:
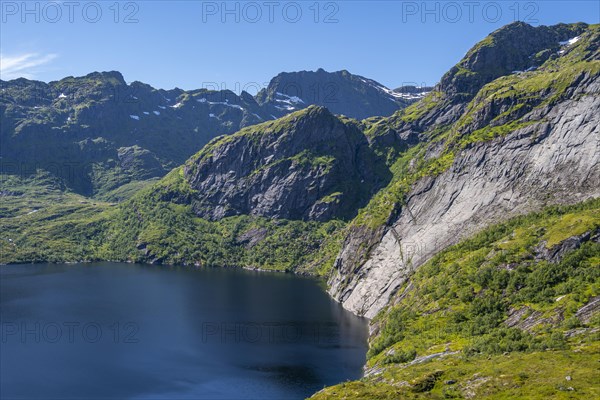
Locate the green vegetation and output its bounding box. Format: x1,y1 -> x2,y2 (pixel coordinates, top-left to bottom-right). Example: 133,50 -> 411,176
95,178 -> 160,202
311,199 -> 600,399
311,345 -> 600,399
0,169 -> 346,275
98,167 -> 346,273
0,172 -> 110,264
398,91 -> 444,123
368,199 -> 599,362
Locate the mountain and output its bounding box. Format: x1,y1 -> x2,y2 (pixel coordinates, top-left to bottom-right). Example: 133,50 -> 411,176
0,72 -> 267,198
329,21 -> 599,318
1,21 -> 599,399
256,68 -> 417,119
0,69 -> 413,199
312,21 -> 599,398
439,21 -> 589,100
184,106 -> 390,222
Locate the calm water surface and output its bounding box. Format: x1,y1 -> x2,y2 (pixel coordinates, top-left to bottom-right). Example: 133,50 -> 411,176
0,262 -> 368,399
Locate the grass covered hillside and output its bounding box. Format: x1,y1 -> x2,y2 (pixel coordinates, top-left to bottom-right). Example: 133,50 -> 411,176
0,168 -> 344,274
98,166 -> 346,273
312,199 -> 600,399
0,172 -> 111,263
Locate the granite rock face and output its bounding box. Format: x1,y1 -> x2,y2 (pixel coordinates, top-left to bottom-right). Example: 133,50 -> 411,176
328,23 -> 600,318
184,106 -> 391,222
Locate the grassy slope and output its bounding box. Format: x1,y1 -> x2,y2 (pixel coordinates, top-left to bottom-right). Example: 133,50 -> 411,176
311,199 -> 600,399
98,167 -> 346,273
312,346 -> 599,399
0,169 -> 344,274
0,172 -> 110,263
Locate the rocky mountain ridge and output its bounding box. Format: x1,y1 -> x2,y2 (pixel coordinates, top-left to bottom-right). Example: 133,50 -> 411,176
1,69 -> 415,198
328,21 -> 600,317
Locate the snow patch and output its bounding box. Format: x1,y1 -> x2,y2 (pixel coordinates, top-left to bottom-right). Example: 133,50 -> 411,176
275,105 -> 295,111
171,102 -> 183,108
207,100 -> 244,111
153,111 -> 160,115
158,105 -> 166,109
58,93 -> 67,99
275,92 -> 304,104
559,36 -> 580,46
143,111 -> 150,115
129,115 -> 140,120
361,77 -> 431,101
394,92 -> 429,100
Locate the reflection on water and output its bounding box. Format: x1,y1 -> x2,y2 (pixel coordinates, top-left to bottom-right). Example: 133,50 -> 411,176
0,263 -> 368,399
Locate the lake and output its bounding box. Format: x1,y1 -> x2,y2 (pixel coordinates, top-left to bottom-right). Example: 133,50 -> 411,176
0,262 -> 368,399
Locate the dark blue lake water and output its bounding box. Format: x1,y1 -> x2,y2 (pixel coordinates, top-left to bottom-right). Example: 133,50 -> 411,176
0,262 -> 368,399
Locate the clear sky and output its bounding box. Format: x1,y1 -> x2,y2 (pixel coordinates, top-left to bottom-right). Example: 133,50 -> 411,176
1,1 -> 598,93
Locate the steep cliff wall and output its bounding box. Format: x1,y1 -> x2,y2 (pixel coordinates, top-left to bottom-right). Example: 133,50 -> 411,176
329,23 -> 600,318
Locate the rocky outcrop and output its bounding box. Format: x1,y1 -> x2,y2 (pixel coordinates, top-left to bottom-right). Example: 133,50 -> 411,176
576,296 -> 600,324
534,228 -> 600,263
505,306 -> 563,332
329,54 -> 600,318
184,106 -> 391,221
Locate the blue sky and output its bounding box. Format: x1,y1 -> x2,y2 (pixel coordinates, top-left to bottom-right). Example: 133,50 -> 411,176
1,1 -> 598,93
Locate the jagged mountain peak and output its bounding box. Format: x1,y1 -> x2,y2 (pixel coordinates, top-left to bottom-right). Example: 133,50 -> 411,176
256,68 -> 415,119
53,70 -> 127,86
439,22 -> 590,100
183,105 -> 391,222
